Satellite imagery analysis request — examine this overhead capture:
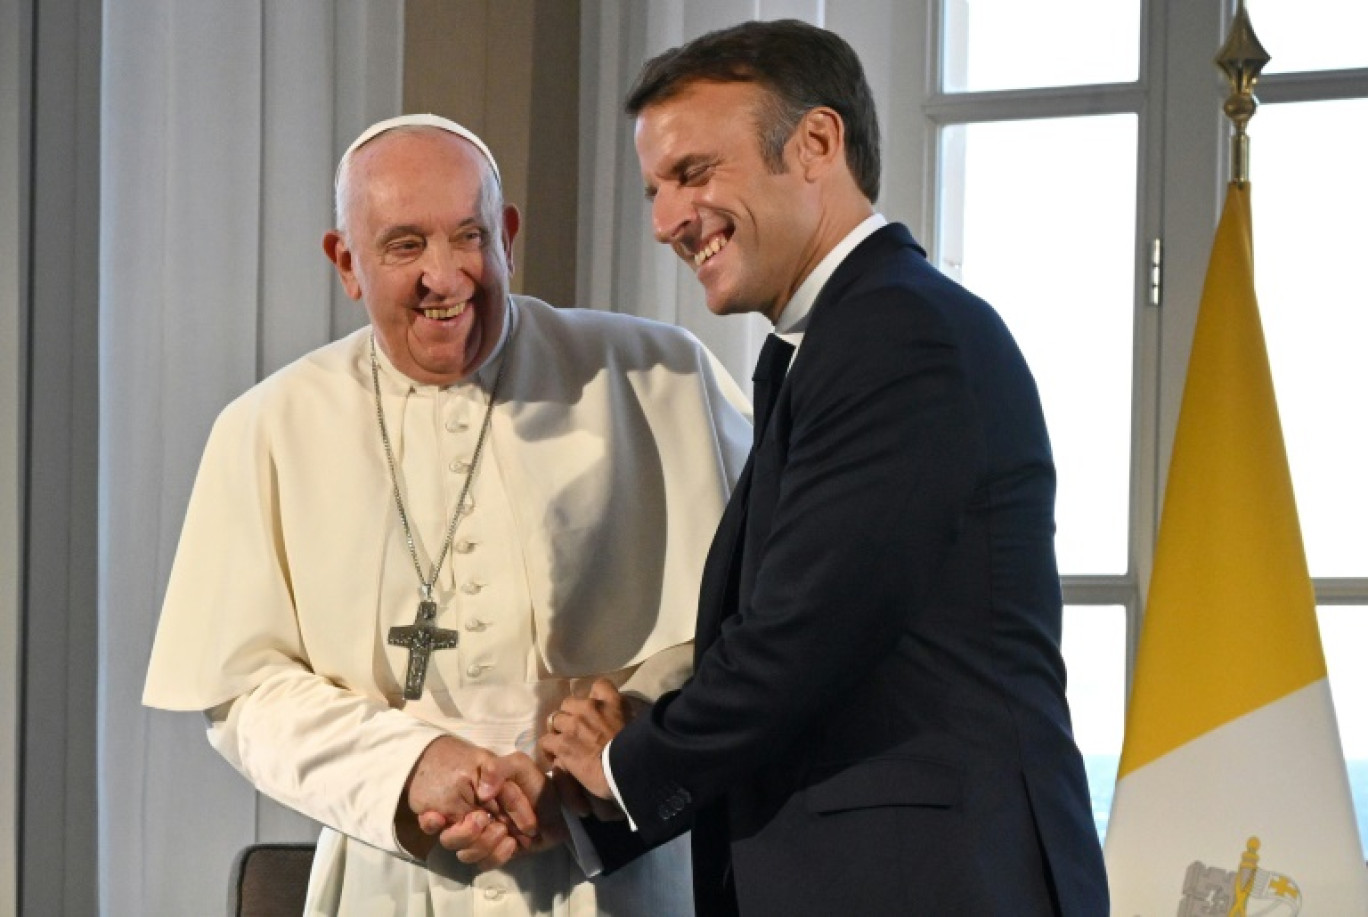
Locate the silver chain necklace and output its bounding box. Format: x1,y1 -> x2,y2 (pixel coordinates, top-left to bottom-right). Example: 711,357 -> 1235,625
370,331 -> 509,699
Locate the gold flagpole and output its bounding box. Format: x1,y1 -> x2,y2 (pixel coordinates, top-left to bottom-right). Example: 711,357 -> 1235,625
1215,0 -> 1271,186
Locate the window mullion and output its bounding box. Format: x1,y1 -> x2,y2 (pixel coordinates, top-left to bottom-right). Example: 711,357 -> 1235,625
926,83 -> 1145,124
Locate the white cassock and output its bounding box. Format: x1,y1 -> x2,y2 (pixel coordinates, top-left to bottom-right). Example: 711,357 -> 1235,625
143,296 -> 752,916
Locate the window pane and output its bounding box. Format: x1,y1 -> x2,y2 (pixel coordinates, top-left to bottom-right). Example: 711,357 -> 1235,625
1246,0 -> 1368,74
1061,605 -> 1126,841
1317,606 -> 1368,857
938,115 -> 1136,575
1251,99 -> 1368,577
941,0 -> 1141,92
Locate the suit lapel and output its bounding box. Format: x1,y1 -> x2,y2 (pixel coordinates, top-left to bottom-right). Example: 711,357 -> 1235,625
694,455 -> 753,659
695,224 -> 928,660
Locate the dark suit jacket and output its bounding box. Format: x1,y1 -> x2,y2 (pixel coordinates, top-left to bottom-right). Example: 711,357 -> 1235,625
601,223 -> 1109,915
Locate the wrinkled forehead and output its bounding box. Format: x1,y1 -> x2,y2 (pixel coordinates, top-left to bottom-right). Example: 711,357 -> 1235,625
634,81 -> 766,165
351,137 -> 501,237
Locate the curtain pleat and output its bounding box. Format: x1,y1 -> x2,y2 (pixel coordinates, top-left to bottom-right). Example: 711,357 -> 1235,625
97,2 -> 400,912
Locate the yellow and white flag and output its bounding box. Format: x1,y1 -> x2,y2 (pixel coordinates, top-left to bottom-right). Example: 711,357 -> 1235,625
1104,184 -> 1368,915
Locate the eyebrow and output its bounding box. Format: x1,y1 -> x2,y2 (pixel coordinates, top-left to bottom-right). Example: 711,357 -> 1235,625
375,217 -> 483,246
376,224 -> 423,243
644,152 -> 719,200
670,153 -> 718,181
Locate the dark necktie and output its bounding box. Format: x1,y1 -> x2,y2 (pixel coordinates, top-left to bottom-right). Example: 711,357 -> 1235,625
751,334 -> 795,446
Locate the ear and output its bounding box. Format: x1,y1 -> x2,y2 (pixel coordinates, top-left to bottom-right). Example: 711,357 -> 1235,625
323,229 -> 363,300
793,107 -> 846,181
500,203 -> 522,275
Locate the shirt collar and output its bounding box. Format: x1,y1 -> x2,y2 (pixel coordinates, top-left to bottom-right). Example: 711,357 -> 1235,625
773,213 -> 887,338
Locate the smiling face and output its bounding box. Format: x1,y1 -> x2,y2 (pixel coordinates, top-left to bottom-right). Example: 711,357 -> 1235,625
324,129 -> 519,385
634,81 -> 825,324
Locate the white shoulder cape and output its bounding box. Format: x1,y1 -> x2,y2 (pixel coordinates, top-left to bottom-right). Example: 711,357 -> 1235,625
144,296 -> 752,711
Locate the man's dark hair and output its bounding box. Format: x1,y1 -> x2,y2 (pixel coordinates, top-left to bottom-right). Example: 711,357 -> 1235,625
625,18 -> 881,202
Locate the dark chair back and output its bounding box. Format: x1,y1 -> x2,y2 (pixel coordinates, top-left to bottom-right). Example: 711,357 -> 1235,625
228,842 -> 316,916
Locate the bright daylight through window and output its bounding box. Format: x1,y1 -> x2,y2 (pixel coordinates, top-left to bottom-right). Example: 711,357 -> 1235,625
939,0 -> 1368,850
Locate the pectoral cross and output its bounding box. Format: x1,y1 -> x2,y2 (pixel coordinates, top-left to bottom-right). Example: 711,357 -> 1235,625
388,589 -> 461,700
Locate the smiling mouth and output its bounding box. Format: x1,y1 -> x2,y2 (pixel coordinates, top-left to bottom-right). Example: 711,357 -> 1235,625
422,302 -> 468,320
692,234 -> 729,268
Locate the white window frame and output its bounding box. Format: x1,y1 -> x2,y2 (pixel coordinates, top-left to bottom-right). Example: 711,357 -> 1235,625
913,0 -> 1368,703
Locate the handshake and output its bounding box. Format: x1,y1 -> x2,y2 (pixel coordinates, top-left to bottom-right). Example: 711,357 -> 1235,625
400,679 -> 635,869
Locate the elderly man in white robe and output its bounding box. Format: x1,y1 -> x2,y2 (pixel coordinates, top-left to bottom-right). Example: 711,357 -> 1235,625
142,114 -> 751,916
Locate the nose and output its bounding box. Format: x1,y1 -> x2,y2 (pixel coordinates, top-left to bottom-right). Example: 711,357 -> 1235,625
418,241 -> 474,300
652,185 -> 695,245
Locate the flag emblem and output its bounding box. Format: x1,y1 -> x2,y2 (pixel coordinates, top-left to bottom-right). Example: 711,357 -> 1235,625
1178,836 -> 1301,917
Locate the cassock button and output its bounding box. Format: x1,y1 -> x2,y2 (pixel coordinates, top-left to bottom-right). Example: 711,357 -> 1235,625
445,418 -> 469,433
464,619 -> 490,632
449,458 -> 472,474
460,581 -> 484,595
466,663 -> 489,678
483,887 -> 506,901
455,539 -> 477,554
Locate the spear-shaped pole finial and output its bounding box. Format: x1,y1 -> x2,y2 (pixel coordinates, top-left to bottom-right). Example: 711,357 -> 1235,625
1215,0 -> 1271,186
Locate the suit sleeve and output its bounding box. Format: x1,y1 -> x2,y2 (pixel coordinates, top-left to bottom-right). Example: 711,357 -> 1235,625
610,288 -> 985,847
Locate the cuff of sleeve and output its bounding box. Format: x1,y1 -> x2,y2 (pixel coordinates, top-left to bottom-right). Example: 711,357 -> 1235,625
602,740 -> 638,832
386,730 -> 453,859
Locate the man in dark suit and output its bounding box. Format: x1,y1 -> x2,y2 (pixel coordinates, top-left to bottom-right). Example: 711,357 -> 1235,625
538,18 -> 1109,916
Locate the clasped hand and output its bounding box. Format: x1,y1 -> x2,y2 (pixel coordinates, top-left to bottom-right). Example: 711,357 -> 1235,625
403,735 -> 564,869
406,680 -> 635,870
539,678 -> 635,820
